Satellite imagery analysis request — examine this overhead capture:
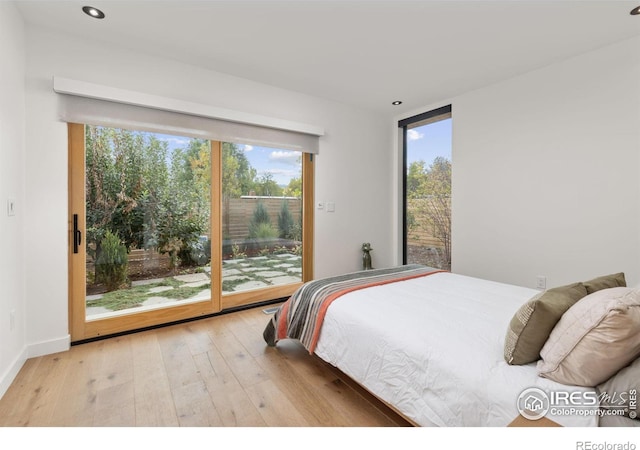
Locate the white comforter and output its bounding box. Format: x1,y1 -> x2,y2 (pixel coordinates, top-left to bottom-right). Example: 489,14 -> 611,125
314,271 -> 598,427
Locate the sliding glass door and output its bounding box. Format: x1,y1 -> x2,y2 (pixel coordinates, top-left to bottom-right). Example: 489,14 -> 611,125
220,144 -> 306,309
69,123 -> 313,342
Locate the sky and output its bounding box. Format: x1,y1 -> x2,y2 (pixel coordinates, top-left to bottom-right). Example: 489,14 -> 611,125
144,120 -> 451,186
406,117 -> 452,168
238,144 -> 301,187
152,133 -> 301,187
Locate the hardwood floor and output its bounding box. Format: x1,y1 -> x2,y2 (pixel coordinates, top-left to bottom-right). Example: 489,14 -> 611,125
0,304 -> 411,427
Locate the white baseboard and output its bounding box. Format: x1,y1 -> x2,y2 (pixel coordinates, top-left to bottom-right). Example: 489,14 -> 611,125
0,346 -> 28,400
0,334 -> 70,400
28,334 -> 70,358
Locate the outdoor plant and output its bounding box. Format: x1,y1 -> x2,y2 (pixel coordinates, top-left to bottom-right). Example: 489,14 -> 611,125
248,201 -> 272,238
406,156 -> 452,270
231,243 -> 247,259
271,245 -> 290,254
290,220 -> 302,242
157,195 -> 203,268
277,201 -> 295,239
95,230 -> 129,291
253,222 -> 278,239
161,237 -> 183,273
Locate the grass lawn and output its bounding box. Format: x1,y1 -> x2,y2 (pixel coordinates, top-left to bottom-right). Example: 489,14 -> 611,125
87,252 -> 301,312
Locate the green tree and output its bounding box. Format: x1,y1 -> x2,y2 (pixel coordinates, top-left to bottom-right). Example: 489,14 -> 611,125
277,201 -> 295,239
85,126 -> 154,270
134,134 -> 170,250
85,125 -> 118,263
253,173 -> 283,197
222,142 -> 256,198
406,160 -> 428,198
85,126 -> 168,252
283,176 -> 302,198
85,126 -> 214,275
407,156 -> 451,270
158,139 -> 211,267
248,201 -> 273,238
424,156 -> 451,195
221,143 -> 257,238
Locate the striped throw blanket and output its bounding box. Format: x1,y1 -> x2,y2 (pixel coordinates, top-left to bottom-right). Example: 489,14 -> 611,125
263,264 -> 443,353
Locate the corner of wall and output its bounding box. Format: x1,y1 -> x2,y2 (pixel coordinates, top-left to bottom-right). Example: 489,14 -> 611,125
0,345 -> 27,400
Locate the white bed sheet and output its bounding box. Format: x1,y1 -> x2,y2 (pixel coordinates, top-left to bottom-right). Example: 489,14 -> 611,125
314,271 -> 598,427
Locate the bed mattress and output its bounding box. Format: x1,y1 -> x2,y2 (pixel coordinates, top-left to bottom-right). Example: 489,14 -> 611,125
313,271 -> 598,427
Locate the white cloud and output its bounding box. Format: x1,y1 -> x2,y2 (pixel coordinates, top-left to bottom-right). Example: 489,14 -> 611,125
243,144 -> 254,152
269,150 -> 300,166
156,136 -> 190,147
407,129 -> 424,141
259,168 -> 298,177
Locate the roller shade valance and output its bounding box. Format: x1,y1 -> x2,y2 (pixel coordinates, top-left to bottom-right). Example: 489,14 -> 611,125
54,77 -> 323,154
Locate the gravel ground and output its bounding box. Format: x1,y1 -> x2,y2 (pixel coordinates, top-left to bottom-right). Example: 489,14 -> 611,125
406,245 -> 450,271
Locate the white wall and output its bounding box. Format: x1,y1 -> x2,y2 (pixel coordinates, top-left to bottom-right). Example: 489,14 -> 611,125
396,36 -> 640,290
13,9 -> 639,401
22,26 -> 393,355
0,2 -> 27,398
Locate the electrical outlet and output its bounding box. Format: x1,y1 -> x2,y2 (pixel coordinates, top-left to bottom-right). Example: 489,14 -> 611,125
7,199 -> 15,216
536,276 -> 547,290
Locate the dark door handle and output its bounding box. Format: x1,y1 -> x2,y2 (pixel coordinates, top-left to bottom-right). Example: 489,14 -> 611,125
73,214 -> 82,254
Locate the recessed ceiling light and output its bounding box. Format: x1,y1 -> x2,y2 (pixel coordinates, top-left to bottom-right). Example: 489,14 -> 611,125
82,6 -> 105,19
392,101 -> 403,106
631,6 -> 640,15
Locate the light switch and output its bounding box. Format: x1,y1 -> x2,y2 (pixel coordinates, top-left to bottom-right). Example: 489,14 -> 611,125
7,199 -> 15,216
327,202 -> 335,212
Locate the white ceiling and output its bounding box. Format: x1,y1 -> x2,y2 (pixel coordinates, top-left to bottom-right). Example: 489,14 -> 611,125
13,0 -> 640,116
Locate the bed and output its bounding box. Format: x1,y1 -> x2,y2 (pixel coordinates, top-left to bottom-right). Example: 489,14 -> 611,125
263,264 -> 640,427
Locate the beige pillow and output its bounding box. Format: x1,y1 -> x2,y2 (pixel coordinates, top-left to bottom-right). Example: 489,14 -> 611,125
504,282 -> 587,365
537,287 -> 640,387
597,357 -> 639,420
583,272 -> 626,294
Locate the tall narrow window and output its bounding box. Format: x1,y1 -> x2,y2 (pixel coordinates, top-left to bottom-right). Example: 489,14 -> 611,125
400,105 -> 452,270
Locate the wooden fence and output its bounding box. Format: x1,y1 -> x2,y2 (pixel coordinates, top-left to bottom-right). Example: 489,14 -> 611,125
223,196 -> 302,240
87,197 -> 302,278
87,248 -> 171,281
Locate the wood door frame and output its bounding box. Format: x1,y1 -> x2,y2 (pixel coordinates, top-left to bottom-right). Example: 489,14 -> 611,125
68,123 -> 313,342
220,152 -> 314,310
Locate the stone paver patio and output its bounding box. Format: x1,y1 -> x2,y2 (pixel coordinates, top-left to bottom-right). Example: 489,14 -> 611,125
86,253 -> 301,317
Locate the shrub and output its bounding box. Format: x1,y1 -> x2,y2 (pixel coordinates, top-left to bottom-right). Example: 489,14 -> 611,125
290,219 -> 302,242
248,202 -> 272,238
95,230 -> 129,291
277,201 -> 295,239
252,222 -> 278,239
231,243 -> 247,259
